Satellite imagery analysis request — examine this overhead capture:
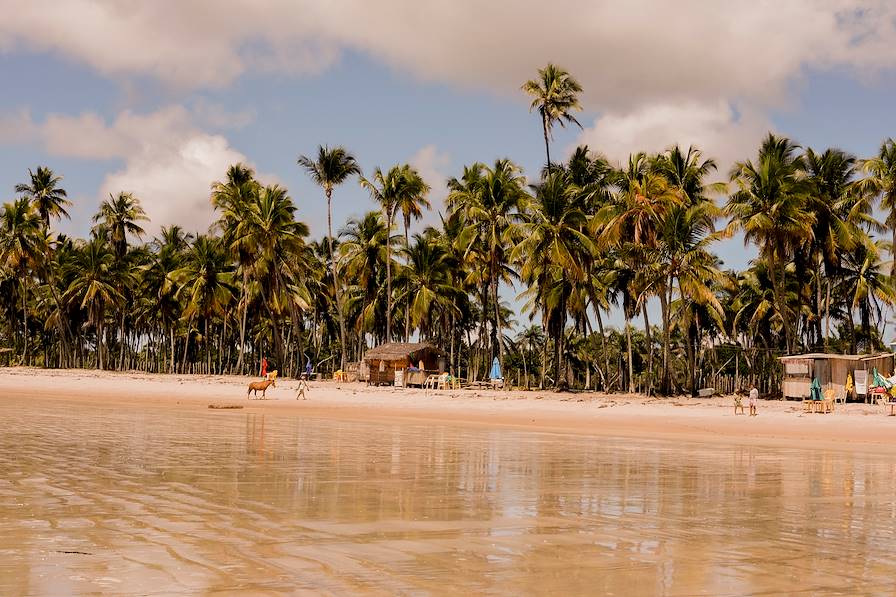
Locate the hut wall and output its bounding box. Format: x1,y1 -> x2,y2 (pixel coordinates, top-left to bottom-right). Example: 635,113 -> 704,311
828,358 -> 853,396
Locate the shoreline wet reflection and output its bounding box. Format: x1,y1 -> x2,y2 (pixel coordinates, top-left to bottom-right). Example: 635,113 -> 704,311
2,399 -> 896,595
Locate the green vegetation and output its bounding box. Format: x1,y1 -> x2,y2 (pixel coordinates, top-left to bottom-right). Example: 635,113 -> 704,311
2,64 -> 895,395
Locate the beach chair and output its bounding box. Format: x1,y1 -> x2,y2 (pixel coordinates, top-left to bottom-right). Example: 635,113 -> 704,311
822,389 -> 835,413
423,374 -> 440,390
434,373 -> 450,390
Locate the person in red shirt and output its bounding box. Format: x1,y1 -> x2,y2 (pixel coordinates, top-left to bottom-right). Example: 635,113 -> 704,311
261,357 -> 268,378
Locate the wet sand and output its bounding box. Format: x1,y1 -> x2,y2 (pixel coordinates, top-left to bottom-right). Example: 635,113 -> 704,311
4,369 -> 896,594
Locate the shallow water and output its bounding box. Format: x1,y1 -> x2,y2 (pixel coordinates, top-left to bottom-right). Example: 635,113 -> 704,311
2,399 -> 896,595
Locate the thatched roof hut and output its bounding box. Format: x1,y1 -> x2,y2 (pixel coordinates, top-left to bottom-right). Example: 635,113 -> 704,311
363,342 -> 446,386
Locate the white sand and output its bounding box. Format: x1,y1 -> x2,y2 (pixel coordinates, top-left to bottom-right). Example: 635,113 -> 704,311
3,367 -> 896,453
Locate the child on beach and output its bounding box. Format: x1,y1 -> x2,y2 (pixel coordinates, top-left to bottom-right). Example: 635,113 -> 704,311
734,394 -> 745,415
296,377 -> 310,400
748,384 -> 759,416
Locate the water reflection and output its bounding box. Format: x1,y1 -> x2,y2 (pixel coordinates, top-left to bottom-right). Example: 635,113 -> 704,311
1,399 -> 896,594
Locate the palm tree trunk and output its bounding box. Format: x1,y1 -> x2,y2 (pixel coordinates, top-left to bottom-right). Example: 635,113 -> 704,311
594,305 -> 611,392
169,326 -> 175,374
491,253 -> 505,383
235,270 -> 249,373
327,189 -> 348,372
118,310 -> 126,370
20,281 -> 28,365
542,112 -> 551,169
642,301 -> 653,396
660,280 -> 672,395
97,315 -> 104,370
385,209 -> 393,342
824,279 -> 832,350
404,219 -> 411,342
625,316 -> 634,394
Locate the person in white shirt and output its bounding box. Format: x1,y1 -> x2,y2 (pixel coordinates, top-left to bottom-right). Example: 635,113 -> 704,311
748,384 -> 759,416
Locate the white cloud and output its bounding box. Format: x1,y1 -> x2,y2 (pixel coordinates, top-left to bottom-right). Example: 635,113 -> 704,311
409,144 -> 452,230
11,107 -> 251,235
4,1 -> 896,215
2,1 -> 895,109
577,101 -> 771,172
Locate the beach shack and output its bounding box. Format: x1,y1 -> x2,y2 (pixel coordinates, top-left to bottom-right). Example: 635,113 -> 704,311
363,342 -> 447,387
779,353 -> 895,400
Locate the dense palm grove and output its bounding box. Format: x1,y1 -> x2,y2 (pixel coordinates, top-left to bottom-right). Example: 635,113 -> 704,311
3,65 -> 896,396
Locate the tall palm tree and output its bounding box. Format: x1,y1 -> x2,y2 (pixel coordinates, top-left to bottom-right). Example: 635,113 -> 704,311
803,147 -> 868,347
726,134 -> 813,353
15,166 -> 70,231
298,146 -> 361,371
521,63 -> 584,168
245,184 -> 311,371
652,145 -> 722,393
212,163 -> 261,373
0,198 -> 44,363
514,169 -> 592,388
448,159 -> 529,375
360,164 -> 429,342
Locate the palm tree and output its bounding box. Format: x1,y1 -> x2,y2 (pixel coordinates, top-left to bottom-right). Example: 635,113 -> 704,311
93,192 -> 148,258
858,138 -> 896,274
726,134 -> 813,353
174,235 -> 235,372
803,147 -> 868,347
64,237 -> 124,369
839,235 -> 896,353
246,184 -> 311,372
340,212 -> 389,341
448,159 -> 529,376
521,63 -> 584,168
514,169 -> 592,388
396,233 -> 457,339
15,166 -> 70,231
212,163 -> 261,373
298,146 -> 361,371
0,198 -> 44,363
597,153 -> 681,392
652,145 -> 723,393
360,164 -> 429,342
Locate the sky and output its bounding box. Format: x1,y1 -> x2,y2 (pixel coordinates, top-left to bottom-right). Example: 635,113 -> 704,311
3,0 -> 896,284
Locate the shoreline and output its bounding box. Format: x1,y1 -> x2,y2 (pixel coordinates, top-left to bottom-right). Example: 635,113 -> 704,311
3,367 -> 896,453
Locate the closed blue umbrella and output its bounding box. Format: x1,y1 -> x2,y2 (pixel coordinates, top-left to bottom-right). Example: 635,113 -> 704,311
810,377 -> 822,401
489,357 -> 502,380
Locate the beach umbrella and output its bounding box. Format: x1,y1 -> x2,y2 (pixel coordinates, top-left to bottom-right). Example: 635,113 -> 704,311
489,357 -> 502,380
810,377 -> 822,401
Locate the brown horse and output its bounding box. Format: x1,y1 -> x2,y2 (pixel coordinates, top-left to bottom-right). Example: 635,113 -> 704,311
247,379 -> 276,399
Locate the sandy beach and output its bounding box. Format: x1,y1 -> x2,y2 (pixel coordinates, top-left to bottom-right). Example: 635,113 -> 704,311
4,367 -> 896,453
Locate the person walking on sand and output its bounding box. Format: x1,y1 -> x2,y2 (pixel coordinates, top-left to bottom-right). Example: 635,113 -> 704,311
296,377 -> 310,400
261,357 -> 268,378
749,384 -> 759,416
